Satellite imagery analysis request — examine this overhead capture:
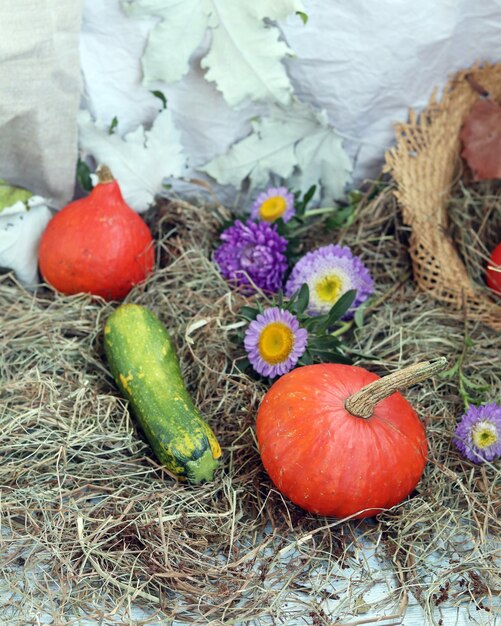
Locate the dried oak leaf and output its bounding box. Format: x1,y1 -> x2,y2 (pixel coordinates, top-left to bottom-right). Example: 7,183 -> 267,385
460,99 -> 501,180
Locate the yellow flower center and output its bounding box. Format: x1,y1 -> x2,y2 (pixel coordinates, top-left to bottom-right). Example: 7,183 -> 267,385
259,196 -> 287,222
471,421 -> 497,449
314,274 -> 343,304
258,322 -> 294,364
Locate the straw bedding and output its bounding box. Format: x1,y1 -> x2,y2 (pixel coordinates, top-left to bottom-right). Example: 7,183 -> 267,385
0,180 -> 499,625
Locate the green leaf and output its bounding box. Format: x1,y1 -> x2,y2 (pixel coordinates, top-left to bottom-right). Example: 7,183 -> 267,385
308,335 -> 342,350
239,306 -> 259,321
286,284 -> 300,309
274,217 -> 288,237
276,289 -> 284,308
345,349 -> 378,361
302,184 -> 316,207
76,159 -> 93,192
296,10 -> 308,24
464,335 -> 475,349
294,283 -> 310,315
295,184 -> 317,215
348,190 -> 363,205
353,306 -> 364,329
353,300 -> 371,329
235,357 -> 251,373
304,311 -> 341,334
439,361 -> 460,379
151,89 -> 168,109
108,116 -> 119,135
325,205 -> 355,230
460,375 -> 489,392
299,350 -> 314,366
317,290 -> 357,332
301,315 -> 325,332
309,350 -> 353,365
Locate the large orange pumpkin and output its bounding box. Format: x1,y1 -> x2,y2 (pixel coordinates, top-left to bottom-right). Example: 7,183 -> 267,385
256,359 -> 447,519
39,167 -> 154,301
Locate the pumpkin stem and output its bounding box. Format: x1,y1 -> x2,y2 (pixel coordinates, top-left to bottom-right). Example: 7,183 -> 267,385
345,357 -> 448,419
96,165 -> 114,184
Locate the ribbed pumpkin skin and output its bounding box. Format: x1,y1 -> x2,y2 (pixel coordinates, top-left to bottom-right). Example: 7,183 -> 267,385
256,364 -> 428,519
104,304 -> 221,483
39,180 -> 154,300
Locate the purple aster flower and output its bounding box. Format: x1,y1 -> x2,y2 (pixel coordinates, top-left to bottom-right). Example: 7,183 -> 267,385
251,187 -> 295,223
454,403 -> 501,464
244,307 -> 308,377
285,244 -> 374,319
214,219 -> 288,294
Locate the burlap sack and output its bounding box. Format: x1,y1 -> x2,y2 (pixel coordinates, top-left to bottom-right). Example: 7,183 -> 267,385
385,63 -> 501,331
0,1 -> 84,208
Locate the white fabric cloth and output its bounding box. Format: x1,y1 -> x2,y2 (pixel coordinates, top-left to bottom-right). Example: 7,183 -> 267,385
0,197 -> 51,285
0,1 -> 84,208
80,0 -> 501,185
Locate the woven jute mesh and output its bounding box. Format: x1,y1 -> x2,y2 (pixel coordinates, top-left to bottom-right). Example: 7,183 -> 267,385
385,63 -> 501,331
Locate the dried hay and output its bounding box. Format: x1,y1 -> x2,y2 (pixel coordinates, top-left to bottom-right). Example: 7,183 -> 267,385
0,180 -> 499,625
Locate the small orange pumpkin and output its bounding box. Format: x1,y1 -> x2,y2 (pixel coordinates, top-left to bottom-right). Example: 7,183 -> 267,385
39,167 -> 154,300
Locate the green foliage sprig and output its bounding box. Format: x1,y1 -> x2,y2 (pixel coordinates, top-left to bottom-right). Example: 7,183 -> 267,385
235,285 -> 358,378
440,334 -> 489,409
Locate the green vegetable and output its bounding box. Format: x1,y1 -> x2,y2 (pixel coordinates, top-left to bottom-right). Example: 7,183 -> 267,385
0,180 -> 32,214
104,304 -> 221,483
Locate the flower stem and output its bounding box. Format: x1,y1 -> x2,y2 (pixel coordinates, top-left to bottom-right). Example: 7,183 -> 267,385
303,206 -> 337,217
345,357 -> 448,419
331,320 -> 353,337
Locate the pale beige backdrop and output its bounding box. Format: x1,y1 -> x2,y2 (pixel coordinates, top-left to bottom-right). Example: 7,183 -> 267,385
0,1 -> 84,208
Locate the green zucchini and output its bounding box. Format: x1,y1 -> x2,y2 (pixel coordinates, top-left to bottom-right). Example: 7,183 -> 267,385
104,303 -> 221,483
